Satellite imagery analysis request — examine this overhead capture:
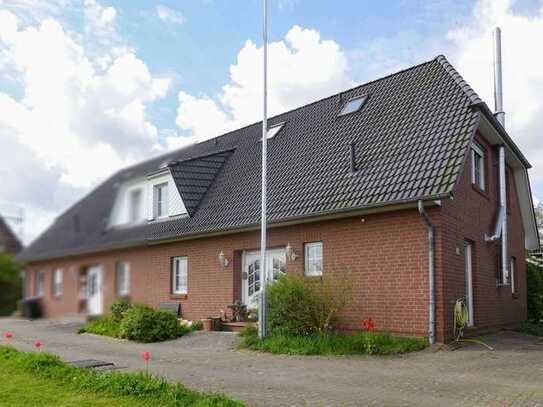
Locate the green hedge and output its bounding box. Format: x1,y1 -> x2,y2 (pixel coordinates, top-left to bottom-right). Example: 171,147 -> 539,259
0,346 -> 243,406
0,254 -> 22,316
527,262 -> 543,323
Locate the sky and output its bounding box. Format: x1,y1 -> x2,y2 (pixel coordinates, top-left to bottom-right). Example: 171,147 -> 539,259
0,0 -> 542,244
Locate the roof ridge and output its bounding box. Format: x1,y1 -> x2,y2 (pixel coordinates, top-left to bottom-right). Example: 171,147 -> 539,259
434,55 -> 483,105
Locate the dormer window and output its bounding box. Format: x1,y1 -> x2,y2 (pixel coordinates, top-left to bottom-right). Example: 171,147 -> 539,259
129,189 -> 142,223
154,183 -> 168,218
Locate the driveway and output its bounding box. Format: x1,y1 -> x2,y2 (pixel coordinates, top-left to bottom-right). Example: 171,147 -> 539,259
1,317 -> 543,406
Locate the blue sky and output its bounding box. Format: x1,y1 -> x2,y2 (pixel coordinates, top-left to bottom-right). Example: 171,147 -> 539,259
0,0 -> 542,242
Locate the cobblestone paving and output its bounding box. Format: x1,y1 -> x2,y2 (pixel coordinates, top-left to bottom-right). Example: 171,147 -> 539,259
1,318 -> 543,406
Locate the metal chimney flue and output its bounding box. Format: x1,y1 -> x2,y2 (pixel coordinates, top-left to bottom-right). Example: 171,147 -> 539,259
493,27 -> 505,127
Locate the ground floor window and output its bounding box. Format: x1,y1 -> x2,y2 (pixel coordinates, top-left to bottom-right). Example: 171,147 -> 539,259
52,269 -> 63,297
116,261 -> 130,297
304,242 -> 323,277
171,256 -> 188,295
36,271 -> 45,297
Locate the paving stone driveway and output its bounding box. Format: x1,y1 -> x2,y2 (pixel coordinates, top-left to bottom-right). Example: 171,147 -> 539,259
1,317 -> 543,406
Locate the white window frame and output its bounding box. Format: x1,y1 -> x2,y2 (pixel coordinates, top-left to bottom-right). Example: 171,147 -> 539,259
116,261 -> 130,297
471,142 -> 485,191
129,189 -> 142,223
154,183 -> 168,219
171,256 -> 188,295
52,268 -> 63,297
36,270 -> 45,297
304,242 -> 323,277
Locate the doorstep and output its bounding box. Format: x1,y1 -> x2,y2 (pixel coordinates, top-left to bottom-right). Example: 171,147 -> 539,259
221,322 -> 256,332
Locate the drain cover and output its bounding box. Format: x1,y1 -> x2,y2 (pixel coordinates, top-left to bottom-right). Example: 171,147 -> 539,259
67,359 -> 115,369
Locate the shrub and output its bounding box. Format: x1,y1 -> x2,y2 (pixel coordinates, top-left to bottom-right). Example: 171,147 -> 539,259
0,254 -> 22,316
78,315 -> 120,337
119,304 -> 183,343
527,262 -> 543,323
191,320 -> 204,331
267,271 -> 353,336
111,299 -> 133,321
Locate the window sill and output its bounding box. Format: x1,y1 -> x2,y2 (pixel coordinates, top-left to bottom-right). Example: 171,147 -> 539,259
170,294 -> 188,300
471,184 -> 489,200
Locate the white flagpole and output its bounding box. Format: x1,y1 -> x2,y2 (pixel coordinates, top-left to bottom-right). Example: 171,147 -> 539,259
258,0 -> 268,340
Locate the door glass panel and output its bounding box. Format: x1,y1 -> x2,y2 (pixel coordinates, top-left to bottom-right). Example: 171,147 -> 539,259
247,260 -> 260,297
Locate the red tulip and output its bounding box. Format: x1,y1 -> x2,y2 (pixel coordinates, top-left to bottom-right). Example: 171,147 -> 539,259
363,318 -> 375,332
4,332 -> 13,339
34,340 -> 42,349
142,351 -> 150,361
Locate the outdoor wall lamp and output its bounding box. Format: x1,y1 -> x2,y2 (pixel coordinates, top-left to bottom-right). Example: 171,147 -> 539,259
285,242 -> 297,262
218,251 -> 229,267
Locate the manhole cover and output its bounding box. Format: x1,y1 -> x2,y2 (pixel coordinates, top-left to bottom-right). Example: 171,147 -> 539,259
67,359 -> 115,369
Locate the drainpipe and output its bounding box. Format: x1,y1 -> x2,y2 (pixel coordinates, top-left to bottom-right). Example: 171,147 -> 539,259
418,200 -> 435,345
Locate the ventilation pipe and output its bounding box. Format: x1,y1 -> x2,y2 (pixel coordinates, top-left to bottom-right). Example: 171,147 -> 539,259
492,27 -> 508,283
418,200 -> 435,345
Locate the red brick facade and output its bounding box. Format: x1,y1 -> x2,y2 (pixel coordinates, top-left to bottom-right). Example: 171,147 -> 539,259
23,134 -> 528,342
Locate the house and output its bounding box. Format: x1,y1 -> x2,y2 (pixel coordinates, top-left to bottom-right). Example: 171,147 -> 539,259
0,215 -> 23,256
16,56 -> 539,342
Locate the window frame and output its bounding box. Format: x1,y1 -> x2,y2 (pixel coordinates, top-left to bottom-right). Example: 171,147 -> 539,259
153,182 -> 169,219
36,270 -> 45,297
471,142 -> 485,191
116,261 -> 130,297
171,256 -> 188,295
129,189 -> 142,223
304,241 -> 323,277
52,268 -> 63,297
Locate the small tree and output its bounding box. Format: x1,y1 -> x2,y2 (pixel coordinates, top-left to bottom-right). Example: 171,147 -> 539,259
527,261 -> 543,323
0,254 -> 22,316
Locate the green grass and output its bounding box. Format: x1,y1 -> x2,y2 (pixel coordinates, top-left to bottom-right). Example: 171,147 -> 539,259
78,315 -> 121,338
239,326 -> 427,356
0,346 -> 244,406
518,321 -> 543,337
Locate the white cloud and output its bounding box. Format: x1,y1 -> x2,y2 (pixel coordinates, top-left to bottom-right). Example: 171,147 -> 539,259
446,0 -> 543,190
175,25 -> 352,142
84,0 -> 117,37
0,5 -> 171,243
156,5 -> 185,25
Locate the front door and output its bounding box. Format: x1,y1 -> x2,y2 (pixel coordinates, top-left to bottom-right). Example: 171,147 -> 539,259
87,265 -> 103,316
242,249 -> 286,308
464,241 -> 474,327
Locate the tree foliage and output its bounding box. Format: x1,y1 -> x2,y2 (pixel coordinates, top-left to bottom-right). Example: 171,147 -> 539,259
0,254 -> 22,316
527,261 -> 543,323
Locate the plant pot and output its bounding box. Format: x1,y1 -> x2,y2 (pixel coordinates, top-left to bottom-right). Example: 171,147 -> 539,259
201,318 -> 213,331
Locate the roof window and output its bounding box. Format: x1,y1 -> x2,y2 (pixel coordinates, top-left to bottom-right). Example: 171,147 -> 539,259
339,95 -> 368,116
266,122 -> 285,140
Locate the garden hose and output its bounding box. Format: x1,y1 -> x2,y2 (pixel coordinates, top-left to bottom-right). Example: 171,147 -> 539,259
453,298 -> 494,351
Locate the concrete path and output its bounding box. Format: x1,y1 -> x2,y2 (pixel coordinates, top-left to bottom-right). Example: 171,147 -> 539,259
1,317 -> 543,406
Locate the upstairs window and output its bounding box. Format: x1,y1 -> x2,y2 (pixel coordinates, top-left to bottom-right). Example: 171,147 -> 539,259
52,269 -> 63,297
116,261 -> 130,297
153,183 -> 168,219
471,142 -> 485,191
129,189 -> 142,223
171,256 -> 188,295
339,95 -> 368,116
304,242 -> 323,277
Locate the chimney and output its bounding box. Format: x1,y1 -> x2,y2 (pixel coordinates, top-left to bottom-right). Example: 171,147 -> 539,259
493,27 -> 505,127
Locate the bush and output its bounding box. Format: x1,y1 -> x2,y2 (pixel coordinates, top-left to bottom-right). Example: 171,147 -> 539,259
527,262 -> 543,323
111,299 -> 133,321
78,315 -> 120,337
0,254 -> 22,316
119,304 -> 184,343
267,271 -> 353,336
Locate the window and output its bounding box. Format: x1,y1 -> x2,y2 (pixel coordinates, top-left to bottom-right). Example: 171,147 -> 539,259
116,261 -> 130,297
471,142 -> 485,191
266,123 -> 285,140
153,183 -> 168,218
36,271 -> 45,297
129,189 -> 142,222
510,257 -> 517,294
496,250 -> 510,286
171,256 -> 188,295
52,269 -> 63,297
339,95 -> 368,116
304,242 -> 323,276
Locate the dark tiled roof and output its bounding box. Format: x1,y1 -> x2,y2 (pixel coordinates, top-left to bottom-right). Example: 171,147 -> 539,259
0,216 -> 23,255
19,55 -> 485,262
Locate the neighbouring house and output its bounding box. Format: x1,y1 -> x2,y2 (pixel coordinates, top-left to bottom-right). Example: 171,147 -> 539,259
0,215 -> 23,256
16,56 -> 539,342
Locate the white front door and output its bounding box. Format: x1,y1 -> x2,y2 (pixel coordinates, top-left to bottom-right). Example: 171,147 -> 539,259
464,241 -> 474,327
242,249 -> 287,308
87,266 -> 103,316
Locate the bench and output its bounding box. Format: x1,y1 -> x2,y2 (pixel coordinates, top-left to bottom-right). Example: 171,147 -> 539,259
159,302 -> 181,317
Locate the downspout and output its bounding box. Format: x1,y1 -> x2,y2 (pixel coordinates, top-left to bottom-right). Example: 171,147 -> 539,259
418,200 -> 435,345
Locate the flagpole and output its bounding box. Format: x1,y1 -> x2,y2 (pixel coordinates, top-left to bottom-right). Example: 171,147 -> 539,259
258,0 -> 268,340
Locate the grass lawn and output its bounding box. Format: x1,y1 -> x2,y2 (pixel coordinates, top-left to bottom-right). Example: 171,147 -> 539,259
239,326 -> 427,356
0,346 -> 243,407
78,315 -> 121,338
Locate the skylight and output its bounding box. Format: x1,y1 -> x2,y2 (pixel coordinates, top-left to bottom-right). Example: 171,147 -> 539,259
339,95 -> 368,116
266,122 -> 285,139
